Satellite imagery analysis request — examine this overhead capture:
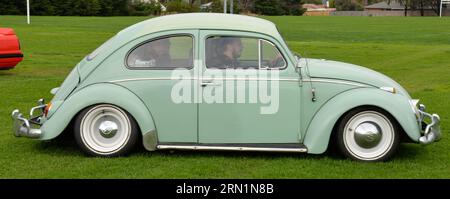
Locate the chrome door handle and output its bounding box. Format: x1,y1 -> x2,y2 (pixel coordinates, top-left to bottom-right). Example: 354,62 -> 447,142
200,82 -> 221,87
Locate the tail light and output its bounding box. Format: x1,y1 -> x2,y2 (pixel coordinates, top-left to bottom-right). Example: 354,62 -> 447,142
44,103 -> 52,117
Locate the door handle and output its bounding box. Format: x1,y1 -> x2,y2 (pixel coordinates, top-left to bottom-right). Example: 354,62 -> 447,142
200,81 -> 222,87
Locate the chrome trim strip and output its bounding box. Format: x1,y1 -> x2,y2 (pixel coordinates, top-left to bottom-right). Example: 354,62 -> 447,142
304,78 -> 368,87
110,77 -> 186,83
156,145 -> 307,153
258,39 -> 262,69
110,77 -> 299,83
379,87 -> 396,93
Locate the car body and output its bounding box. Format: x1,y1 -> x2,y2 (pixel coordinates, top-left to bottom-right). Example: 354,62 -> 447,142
0,28 -> 23,70
12,13 -> 441,161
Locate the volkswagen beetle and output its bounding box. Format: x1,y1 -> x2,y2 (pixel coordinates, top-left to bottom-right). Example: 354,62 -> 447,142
12,13 -> 441,161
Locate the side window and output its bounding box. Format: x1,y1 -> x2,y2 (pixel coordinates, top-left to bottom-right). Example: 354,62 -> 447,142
206,36 -> 258,69
127,36 -> 193,69
205,36 -> 286,69
261,40 -> 286,69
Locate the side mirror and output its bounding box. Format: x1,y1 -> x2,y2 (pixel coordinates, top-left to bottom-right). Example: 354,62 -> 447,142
296,56 -> 303,70
297,60 -> 303,69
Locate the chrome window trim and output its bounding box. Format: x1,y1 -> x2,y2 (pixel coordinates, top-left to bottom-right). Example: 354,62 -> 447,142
124,34 -> 195,70
204,35 -> 288,70
259,39 -> 287,70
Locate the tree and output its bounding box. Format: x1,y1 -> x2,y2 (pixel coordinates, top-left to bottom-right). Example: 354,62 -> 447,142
30,0 -> 56,15
254,0 -> 285,15
410,0 -> 426,16
166,0 -> 199,13
282,0 -> 305,15
396,0 -> 410,16
334,0 -> 363,11
209,0 -> 223,12
238,0 -> 255,13
0,0 -> 25,15
128,1 -> 162,16
429,0 -> 443,16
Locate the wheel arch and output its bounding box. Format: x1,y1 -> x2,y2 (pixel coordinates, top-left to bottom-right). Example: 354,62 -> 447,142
40,83 -> 158,150
303,87 -> 421,154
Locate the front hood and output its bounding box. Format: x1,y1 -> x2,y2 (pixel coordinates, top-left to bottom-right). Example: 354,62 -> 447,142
306,58 -> 411,98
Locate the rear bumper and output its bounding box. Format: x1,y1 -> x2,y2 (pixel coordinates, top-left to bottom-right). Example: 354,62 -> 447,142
12,99 -> 46,138
417,104 -> 441,144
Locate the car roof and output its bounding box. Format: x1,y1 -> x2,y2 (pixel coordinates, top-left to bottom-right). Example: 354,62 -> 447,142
119,13 -> 280,37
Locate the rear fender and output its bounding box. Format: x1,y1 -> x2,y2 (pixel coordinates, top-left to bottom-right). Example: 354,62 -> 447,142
40,83 -> 157,149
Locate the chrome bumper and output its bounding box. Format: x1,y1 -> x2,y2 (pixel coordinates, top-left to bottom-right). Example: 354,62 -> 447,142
417,104 -> 441,144
11,99 -> 46,138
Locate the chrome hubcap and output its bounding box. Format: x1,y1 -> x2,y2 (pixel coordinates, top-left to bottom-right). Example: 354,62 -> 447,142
354,121 -> 382,148
80,105 -> 131,155
98,120 -> 118,138
343,111 -> 395,161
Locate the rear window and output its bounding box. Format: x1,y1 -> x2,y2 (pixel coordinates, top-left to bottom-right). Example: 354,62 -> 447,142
126,36 -> 194,69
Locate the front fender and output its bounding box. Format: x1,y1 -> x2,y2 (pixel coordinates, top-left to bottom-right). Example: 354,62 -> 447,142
40,83 -> 157,144
303,88 -> 420,154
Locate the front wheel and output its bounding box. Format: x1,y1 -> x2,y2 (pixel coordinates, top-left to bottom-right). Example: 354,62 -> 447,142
336,107 -> 400,162
74,104 -> 139,157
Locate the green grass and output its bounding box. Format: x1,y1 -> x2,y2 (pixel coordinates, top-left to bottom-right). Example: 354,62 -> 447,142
0,15 -> 449,179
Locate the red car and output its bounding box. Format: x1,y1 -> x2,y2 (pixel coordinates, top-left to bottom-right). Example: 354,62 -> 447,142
0,28 -> 23,70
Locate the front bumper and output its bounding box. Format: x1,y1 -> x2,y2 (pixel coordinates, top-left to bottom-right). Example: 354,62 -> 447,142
417,104 -> 441,144
12,99 -> 46,138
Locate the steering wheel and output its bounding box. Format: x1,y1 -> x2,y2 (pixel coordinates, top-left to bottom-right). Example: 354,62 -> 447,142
270,56 -> 284,68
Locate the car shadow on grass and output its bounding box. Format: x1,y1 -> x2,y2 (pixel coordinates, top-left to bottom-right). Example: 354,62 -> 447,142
138,146 -> 345,162
393,143 -> 423,160
31,132 -> 424,161
32,130 -> 84,157
142,143 -> 424,162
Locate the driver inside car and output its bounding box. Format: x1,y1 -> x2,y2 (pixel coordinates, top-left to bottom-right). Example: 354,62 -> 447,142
208,37 -> 243,69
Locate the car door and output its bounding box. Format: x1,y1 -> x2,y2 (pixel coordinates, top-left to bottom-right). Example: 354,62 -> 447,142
198,30 -> 301,144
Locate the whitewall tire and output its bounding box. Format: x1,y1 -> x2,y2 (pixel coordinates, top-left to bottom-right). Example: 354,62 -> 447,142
74,104 -> 139,157
337,107 -> 400,162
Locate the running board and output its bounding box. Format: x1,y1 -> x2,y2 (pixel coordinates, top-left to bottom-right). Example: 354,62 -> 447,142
156,145 -> 308,153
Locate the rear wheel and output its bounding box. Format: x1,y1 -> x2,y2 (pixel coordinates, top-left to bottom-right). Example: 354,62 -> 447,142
337,107 -> 400,162
74,104 -> 139,157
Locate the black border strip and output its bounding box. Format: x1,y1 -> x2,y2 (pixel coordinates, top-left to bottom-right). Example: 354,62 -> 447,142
0,179 -> 449,197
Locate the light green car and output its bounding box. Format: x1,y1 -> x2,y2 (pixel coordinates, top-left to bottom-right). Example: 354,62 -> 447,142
12,13 -> 441,161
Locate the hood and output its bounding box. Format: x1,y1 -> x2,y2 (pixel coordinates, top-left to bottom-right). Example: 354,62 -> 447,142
306,58 -> 411,98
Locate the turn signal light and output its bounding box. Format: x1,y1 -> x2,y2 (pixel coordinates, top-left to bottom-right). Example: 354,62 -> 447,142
44,103 -> 52,117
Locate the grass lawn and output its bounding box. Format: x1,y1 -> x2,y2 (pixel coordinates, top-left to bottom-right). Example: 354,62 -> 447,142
0,15 -> 449,178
